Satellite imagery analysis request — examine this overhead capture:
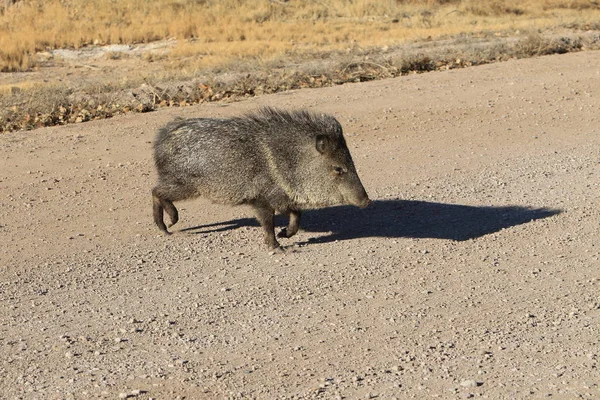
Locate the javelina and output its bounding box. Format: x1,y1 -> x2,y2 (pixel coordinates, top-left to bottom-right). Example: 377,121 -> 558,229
152,107 -> 370,249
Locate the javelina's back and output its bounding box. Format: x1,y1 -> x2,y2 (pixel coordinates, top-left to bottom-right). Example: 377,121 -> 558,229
152,107 -> 370,249
154,117 -> 264,205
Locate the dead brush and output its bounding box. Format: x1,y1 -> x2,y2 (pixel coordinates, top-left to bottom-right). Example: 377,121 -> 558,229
516,31 -> 583,56
2,0 -> 600,132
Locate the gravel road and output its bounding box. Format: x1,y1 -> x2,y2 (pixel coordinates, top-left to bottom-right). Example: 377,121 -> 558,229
1,50 -> 599,399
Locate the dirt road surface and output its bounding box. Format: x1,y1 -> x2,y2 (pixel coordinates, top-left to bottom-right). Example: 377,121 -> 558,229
1,50 -> 599,399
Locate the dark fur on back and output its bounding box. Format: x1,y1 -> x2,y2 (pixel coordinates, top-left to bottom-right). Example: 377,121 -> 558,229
235,107 -> 343,138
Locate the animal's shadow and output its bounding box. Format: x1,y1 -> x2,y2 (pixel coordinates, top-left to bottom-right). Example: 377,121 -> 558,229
181,200 -> 561,243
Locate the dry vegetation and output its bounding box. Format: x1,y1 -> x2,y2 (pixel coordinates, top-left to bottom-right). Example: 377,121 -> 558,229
2,0 -> 600,72
1,0 -> 600,132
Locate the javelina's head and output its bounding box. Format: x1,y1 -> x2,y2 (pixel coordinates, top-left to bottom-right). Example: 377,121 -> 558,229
312,127 -> 370,208
254,108 -> 369,209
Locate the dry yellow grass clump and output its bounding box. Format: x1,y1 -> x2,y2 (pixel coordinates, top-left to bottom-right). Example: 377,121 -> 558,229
1,0 -> 600,72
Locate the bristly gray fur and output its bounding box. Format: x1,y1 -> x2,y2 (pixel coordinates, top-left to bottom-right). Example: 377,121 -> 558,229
235,107 -> 343,137
152,106 -> 369,249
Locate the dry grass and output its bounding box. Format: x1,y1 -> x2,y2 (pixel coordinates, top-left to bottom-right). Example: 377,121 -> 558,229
1,0 -> 600,72
1,0 -> 600,132
2,30 -> 598,133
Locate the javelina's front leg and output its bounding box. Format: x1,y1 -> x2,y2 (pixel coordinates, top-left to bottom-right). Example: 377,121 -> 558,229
252,204 -> 280,249
277,209 -> 301,239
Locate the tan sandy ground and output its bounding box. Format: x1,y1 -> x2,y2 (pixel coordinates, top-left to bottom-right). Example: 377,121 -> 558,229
1,50 -> 599,399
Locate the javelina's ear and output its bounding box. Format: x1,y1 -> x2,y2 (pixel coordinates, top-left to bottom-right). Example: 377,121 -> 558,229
316,135 -> 330,154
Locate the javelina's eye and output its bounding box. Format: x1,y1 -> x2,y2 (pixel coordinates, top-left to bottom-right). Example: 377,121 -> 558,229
333,166 -> 345,175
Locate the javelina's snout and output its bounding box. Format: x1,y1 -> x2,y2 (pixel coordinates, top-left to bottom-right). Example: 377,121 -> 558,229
340,169 -> 370,208
348,186 -> 370,208
357,184 -> 371,208
360,197 -> 371,208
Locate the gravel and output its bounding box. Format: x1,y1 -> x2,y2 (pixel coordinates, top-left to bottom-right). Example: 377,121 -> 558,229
1,50 -> 600,398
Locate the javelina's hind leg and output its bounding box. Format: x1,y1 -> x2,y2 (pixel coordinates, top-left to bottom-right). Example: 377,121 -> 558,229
277,209 -> 301,239
152,185 -> 182,234
152,193 -> 169,234
161,199 -> 179,227
252,204 -> 280,250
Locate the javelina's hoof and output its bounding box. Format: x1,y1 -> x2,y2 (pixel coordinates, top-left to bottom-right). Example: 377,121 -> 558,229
265,237 -> 282,249
268,246 -> 286,255
277,228 -> 289,239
